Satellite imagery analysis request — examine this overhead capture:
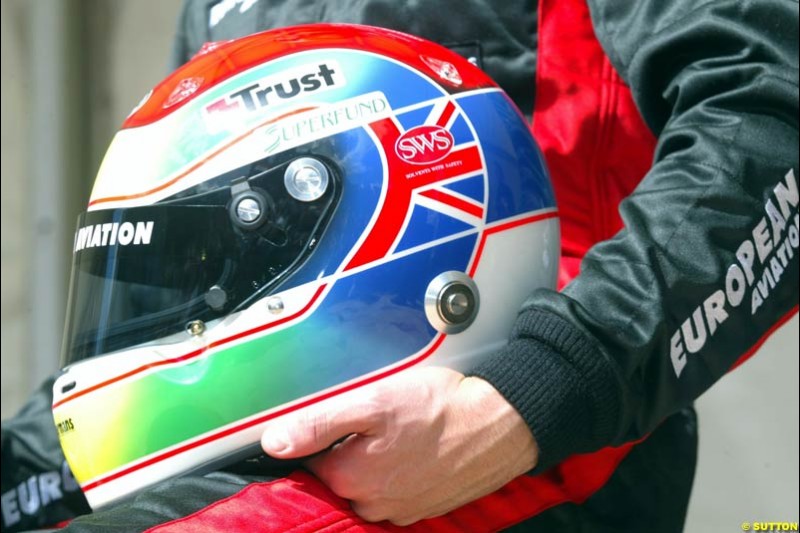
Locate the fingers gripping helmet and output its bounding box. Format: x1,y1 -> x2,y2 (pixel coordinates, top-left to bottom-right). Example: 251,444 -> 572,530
53,24 -> 559,509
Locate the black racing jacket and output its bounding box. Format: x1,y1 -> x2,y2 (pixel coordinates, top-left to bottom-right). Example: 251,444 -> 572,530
3,0 -> 797,531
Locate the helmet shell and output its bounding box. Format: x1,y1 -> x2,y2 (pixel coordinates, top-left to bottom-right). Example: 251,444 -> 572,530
53,24 -> 559,509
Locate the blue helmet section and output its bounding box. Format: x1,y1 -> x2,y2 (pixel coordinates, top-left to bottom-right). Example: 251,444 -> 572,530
284,84 -> 555,287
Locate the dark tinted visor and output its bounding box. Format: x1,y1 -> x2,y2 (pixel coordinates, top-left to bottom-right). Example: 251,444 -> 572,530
62,206 -> 241,365
62,154 -> 339,367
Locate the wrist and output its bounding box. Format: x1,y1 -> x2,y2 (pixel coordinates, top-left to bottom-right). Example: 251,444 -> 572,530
458,376 -> 539,473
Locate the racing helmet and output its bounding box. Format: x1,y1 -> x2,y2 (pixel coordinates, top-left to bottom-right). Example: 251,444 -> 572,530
53,24 -> 559,510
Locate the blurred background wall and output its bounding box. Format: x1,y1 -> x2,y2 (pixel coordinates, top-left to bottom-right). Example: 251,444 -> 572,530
1,1 -> 797,531
2,0 -> 182,413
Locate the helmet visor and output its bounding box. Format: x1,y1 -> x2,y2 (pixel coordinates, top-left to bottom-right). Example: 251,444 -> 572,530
61,205 -> 240,366
62,156 -> 339,367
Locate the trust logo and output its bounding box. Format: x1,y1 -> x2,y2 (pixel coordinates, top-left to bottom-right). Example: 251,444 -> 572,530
204,63 -> 342,118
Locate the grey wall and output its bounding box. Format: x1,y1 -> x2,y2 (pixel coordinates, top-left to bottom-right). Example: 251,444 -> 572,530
687,318 -> 799,532
1,0 -> 34,418
1,0 -> 182,417
1,1 -> 797,530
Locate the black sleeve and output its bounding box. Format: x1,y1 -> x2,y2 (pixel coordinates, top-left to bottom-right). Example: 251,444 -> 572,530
1,377 -> 90,532
58,472 -> 262,533
469,0 -> 799,470
169,0 -> 210,71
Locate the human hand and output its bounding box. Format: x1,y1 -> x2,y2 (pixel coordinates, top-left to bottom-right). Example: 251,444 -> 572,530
261,366 -> 538,525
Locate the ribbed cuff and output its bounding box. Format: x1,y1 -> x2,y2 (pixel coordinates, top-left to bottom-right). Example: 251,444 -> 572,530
467,308 -> 621,471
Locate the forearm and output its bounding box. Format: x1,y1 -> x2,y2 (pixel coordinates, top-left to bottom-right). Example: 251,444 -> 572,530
471,0 -> 799,469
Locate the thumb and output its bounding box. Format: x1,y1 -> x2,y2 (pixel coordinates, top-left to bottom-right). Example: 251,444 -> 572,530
261,396 -> 381,459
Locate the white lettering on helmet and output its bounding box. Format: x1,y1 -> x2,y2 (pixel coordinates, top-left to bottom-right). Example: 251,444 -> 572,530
74,221 -> 154,252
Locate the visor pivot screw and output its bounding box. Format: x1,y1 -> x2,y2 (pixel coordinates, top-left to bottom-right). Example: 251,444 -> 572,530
424,272 -> 480,334
235,198 -> 262,223
205,285 -> 228,311
445,292 -> 470,317
186,319 -> 206,337
267,296 -> 284,315
284,158 -> 329,202
229,177 -> 271,229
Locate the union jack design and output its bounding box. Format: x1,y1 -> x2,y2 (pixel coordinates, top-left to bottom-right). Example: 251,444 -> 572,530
345,98 -> 485,271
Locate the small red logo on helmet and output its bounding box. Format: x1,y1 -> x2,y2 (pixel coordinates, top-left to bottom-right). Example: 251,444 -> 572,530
394,125 -> 454,165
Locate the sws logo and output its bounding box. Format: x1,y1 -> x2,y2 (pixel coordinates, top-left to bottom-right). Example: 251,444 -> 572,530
395,125 -> 454,165
204,62 -> 344,120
